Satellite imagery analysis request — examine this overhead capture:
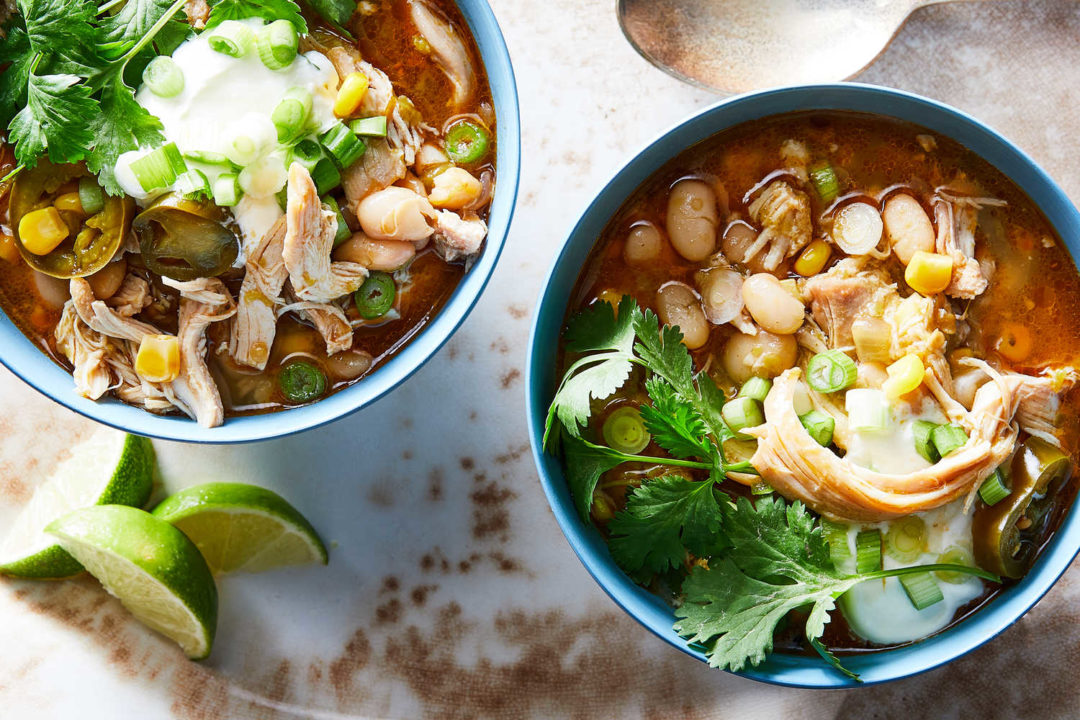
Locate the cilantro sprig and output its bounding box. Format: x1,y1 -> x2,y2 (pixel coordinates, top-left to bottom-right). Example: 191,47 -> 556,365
674,496 -> 999,678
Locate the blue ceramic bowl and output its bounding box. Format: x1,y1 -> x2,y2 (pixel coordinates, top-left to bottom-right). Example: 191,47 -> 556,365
526,84 -> 1080,687
0,0 -> 519,444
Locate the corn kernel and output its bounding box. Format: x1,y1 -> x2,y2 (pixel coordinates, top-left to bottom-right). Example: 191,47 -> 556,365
333,72 -> 369,118
53,192 -> 84,214
794,239 -> 832,276
135,334 -> 181,383
427,166 -> 482,209
18,207 -> 70,255
996,322 -> 1032,363
905,251 -> 953,295
882,353 -> 925,399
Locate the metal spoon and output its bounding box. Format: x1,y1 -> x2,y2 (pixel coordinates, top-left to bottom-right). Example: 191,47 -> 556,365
617,0 -> 988,94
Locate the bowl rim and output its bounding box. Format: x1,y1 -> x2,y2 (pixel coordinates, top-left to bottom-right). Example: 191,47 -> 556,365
526,82 -> 1080,688
0,0 -> 520,444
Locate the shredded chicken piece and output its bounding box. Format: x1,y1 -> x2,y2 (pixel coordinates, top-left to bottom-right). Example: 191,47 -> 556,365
55,303 -> 115,400
281,296 -> 354,356
169,279 -> 236,428
748,367 -> 1022,522
69,278 -> 159,343
343,139 -> 407,208
433,209 -> 486,262
744,180 -> 812,270
231,217 -> 288,369
958,359 -> 1077,447
802,258 -> 893,347
284,165 -> 368,303
408,0 -> 476,111
933,197 -> 989,299
105,274 -> 152,317
184,0 -> 210,27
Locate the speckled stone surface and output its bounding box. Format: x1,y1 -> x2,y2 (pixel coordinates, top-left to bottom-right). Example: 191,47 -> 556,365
2,1 -> 1080,718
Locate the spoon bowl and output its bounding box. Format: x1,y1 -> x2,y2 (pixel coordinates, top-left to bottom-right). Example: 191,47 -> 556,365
618,0 -> 976,94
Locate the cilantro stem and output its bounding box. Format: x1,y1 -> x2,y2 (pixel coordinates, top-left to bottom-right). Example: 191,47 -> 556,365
858,563 -> 1000,584
0,165 -> 24,185
119,0 -> 190,65
97,0 -> 125,14
579,437 -> 713,471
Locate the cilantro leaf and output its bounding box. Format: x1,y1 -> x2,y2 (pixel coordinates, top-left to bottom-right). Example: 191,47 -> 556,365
674,496 -> 999,676
205,0 -> 307,33
99,0 -> 185,60
87,77 -> 164,194
608,476 -> 726,574
0,23 -> 31,126
809,637 -> 862,683
18,0 -> 101,76
544,297 -> 641,447
639,377 -> 709,459
632,309 -> 734,452
9,72 -> 96,166
562,432 -> 625,523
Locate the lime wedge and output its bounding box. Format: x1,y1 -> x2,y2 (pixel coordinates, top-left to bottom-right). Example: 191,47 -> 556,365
0,431 -> 155,578
151,482 -> 328,575
46,505 -> 217,659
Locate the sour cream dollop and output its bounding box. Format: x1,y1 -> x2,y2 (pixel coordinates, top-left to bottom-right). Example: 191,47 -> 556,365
114,19 -> 340,249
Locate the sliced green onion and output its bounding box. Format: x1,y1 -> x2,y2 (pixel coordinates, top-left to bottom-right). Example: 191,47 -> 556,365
349,116 -> 388,138
256,19 -> 299,70
208,20 -> 254,58
354,271 -> 395,319
320,122 -> 367,168
77,177 -> 105,215
213,172 -> 241,207
810,161 -> 839,203
272,88 -> 312,143
935,546 -> 976,584
142,56 -> 184,98
898,572 -> 944,610
288,139 -> 323,170
278,361 -> 327,403
129,143 -> 187,192
799,409 -> 835,447
821,519 -> 850,569
323,196 -> 351,246
183,150 -> 234,167
738,376 -> 772,402
855,529 -> 881,574
227,135 -> 258,166
311,158 -> 341,195
602,406 -> 651,454
721,396 -> 764,439
884,515 -> 927,563
846,388 -> 889,433
913,419 -> 940,463
931,423 -> 968,458
176,169 -> 210,198
750,482 -> 774,495
978,468 -> 1010,506
445,120 -> 491,164
806,350 -> 857,393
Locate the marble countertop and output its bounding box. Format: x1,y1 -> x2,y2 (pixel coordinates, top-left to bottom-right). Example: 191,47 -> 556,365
3,1 -> 1080,718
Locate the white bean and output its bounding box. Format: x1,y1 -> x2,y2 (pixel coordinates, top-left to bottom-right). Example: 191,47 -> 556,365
721,330 -> 798,384
623,223 -> 663,265
721,221 -> 773,273
333,233 -> 416,271
741,273 -> 805,334
883,193 -> 935,265
357,187 -> 436,242
655,282 -> 709,349
85,259 -> 127,301
696,267 -> 743,325
33,271 -> 70,309
666,179 -> 718,261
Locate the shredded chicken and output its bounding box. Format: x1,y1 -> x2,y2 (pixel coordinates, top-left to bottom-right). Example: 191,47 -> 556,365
284,165 -> 368,303
105,274 -> 152,317
230,217 -> 288,370
184,0 -> 210,27
69,278 -> 159,344
343,139 -> 408,208
433,209 -> 487,262
408,0 -> 476,111
744,180 -> 812,270
169,278 -> 237,428
281,296 -> 354,356
55,303 -> 115,400
802,258 -> 893,347
933,196 -> 989,299
749,367 -> 1024,522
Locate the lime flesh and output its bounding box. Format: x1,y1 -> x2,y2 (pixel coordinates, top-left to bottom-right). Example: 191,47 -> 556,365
0,431 -> 155,578
152,482 -> 328,575
46,505 -> 217,659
